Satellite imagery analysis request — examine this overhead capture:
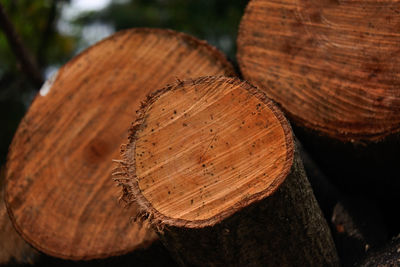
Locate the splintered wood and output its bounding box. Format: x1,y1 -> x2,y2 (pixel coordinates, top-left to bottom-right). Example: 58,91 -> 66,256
5,28 -> 235,260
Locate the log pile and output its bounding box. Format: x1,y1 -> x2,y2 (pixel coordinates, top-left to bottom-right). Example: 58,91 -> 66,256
2,0 -> 400,266
0,167 -> 38,266
3,28 -> 234,262
237,0 -> 400,260
114,76 -> 339,266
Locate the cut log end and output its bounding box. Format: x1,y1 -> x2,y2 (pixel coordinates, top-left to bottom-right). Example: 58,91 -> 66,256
237,0 -> 400,142
117,76 -> 339,266
1,168 -> 38,265
118,76 -> 294,227
5,28 -> 235,260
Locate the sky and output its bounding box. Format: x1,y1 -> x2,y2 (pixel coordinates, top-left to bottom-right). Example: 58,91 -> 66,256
70,0 -> 112,12
47,0 -> 115,78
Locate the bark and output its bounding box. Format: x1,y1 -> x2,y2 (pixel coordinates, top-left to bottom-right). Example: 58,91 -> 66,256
331,198 -> 388,266
299,145 -> 340,218
300,145 -> 389,266
357,234 -> 400,267
117,76 -> 339,266
159,148 -> 339,266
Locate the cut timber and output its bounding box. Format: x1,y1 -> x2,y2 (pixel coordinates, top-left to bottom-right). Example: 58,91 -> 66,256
237,0 -> 400,141
5,28 -> 235,260
237,0 -> 400,234
116,76 -> 339,266
1,168 -> 38,265
0,190 -> 38,265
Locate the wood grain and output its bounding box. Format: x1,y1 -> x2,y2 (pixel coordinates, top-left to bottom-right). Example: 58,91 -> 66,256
5,28 -> 235,260
1,168 -> 38,265
116,77 -> 339,266
124,76 -> 291,226
237,0 -> 400,141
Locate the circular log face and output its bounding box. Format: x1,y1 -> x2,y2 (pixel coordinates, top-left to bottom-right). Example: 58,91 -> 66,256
125,77 -> 293,227
5,29 -> 235,260
237,0 -> 400,141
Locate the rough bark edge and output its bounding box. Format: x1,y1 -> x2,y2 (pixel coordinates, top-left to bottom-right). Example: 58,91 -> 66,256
3,27 -> 242,261
152,141 -> 340,266
113,76 -> 294,229
236,0 -> 400,143
64,27 -> 236,79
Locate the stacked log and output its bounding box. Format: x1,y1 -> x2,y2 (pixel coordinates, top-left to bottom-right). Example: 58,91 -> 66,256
115,76 -> 339,266
237,0 -> 400,235
4,28 -> 235,260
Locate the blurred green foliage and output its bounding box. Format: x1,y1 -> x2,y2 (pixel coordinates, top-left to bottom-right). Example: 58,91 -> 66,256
1,0 -> 76,164
0,0 -> 247,165
74,0 -> 247,59
0,0 -> 75,78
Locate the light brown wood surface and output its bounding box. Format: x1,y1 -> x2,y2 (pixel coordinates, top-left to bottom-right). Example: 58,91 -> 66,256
1,168 -> 38,265
5,28 -> 235,260
116,77 -> 339,266
127,77 -> 291,225
237,0 -> 400,141
117,76 -> 293,227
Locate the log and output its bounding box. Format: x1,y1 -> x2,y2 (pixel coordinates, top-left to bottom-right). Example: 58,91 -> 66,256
331,198 -> 388,266
299,145 -> 340,218
357,234 -> 400,267
237,0 -> 400,235
31,240 -> 177,267
115,76 -> 339,266
300,147 -> 388,266
2,166 -> 176,266
5,28 -> 235,260
0,167 -> 39,265
294,127 -> 400,236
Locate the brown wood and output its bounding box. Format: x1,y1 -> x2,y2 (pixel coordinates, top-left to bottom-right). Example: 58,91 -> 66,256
237,0 -> 400,235
1,167 -> 39,265
237,0 -> 400,142
5,28 -> 236,260
116,76 -> 339,266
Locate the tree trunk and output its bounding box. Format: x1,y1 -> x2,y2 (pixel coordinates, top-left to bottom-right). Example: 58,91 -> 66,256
237,0 -> 400,235
5,28 -> 235,260
299,145 -> 340,219
116,76 -> 339,266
